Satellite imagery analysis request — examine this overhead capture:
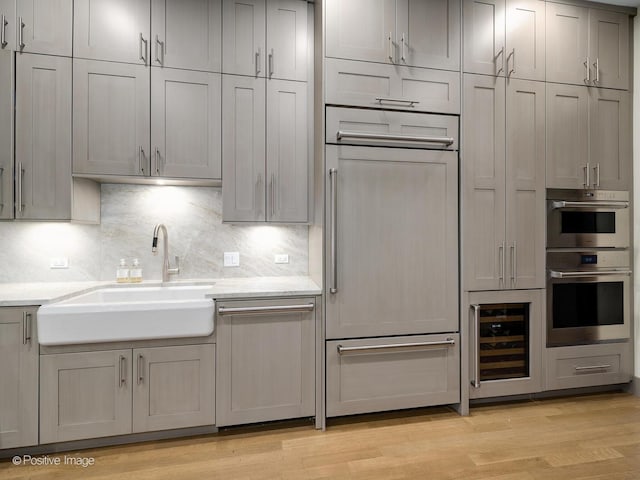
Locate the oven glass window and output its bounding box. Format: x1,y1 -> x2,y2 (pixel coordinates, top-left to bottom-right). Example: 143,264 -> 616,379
561,211 -> 615,234
552,282 -> 623,328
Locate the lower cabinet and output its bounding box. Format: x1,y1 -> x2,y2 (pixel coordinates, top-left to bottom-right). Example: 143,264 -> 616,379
326,334 -> 460,417
40,344 -> 215,444
545,342 -> 632,391
0,307 -> 38,449
215,298 -> 316,427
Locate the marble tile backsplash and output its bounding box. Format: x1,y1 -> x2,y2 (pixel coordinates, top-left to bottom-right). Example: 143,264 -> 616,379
0,184 -> 309,283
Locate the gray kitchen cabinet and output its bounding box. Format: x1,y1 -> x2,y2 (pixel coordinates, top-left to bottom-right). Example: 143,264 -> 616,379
151,0 -> 222,72
0,307 -> 38,449
132,345 -> 215,433
326,334 -> 460,417
73,59 -> 150,177
325,145 -> 458,339
463,74 -> 545,291
546,3 -> 629,89
468,290 -> 543,399
74,0 -> 151,64
463,0 -> 544,81
0,49 -> 12,219
16,0 -> 72,56
151,68 -> 222,180
546,83 -> 630,190
545,342 -> 631,391
223,0 -> 307,81
0,0 -> 15,51
325,57 -> 460,114
215,298 -> 315,427
40,350 -> 133,443
222,74 -> 266,222
326,0 -> 460,71
15,54 -> 72,220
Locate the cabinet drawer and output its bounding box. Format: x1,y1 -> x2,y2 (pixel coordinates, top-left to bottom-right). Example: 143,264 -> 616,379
545,342 -> 632,391
326,106 -> 458,150
325,58 -> 460,114
326,334 -> 459,417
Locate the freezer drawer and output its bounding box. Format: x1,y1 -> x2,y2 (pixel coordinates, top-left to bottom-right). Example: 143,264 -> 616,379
326,334 -> 460,417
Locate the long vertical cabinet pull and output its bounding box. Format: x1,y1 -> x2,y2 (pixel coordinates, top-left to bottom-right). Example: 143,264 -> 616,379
255,48 -> 261,76
495,47 -> 504,75
139,33 -> 148,64
507,48 -> 515,77
268,50 -> 274,77
584,57 -> 590,83
511,242 -> 517,286
593,164 -> 600,188
270,174 -> 276,218
119,355 -> 127,386
583,162 -> 590,188
17,162 -> 23,214
137,354 -> 144,385
22,311 -> 32,345
1,15 -> 7,48
329,168 -> 338,294
400,33 -> 406,62
388,32 -> 393,62
18,17 -> 24,49
155,35 -> 164,65
498,243 -> 505,287
471,305 -> 480,388
0,167 -> 4,208
138,146 -> 146,174
593,58 -> 599,83
155,147 -> 161,175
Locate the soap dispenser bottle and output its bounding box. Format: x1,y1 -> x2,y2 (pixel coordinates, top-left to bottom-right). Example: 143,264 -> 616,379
116,258 -> 130,283
130,258 -> 143,283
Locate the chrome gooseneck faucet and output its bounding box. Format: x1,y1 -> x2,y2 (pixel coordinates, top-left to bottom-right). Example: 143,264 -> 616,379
152,223 -> 180,282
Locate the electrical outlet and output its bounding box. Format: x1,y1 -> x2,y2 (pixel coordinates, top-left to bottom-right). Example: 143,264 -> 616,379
274,254 -> 289,264
49,257 -> 69,269
223,252 -> 240,267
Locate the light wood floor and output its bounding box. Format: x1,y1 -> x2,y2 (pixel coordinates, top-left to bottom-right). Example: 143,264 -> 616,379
1,392 -> 639,480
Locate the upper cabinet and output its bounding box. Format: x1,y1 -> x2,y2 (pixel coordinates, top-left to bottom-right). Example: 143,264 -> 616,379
325,0 -> 460,71
546,2 -> 629,89
0,0 -> 16,51
74,0 -> 151,64
223,0 -> 307,81
16,0 -> 73,56
463,0 -> 545,81
151,0 -> 222,72
0,49 -> 13,219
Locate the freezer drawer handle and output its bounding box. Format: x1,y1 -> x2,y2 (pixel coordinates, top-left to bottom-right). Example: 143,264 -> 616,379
574,364 -> 611,372
329,168 -> 338,294
549,270 -> 632,279
337,338 -> 455,355
375,97 -> 419,107
550,200 -> 629,209
336,130 -> 454,146
218,304 -> 315,316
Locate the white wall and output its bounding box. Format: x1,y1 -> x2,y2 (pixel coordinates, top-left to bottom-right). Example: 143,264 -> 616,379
634,15 -> 640,378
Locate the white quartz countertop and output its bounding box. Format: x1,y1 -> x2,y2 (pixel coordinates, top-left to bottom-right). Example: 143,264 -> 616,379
0,276 -> 322,307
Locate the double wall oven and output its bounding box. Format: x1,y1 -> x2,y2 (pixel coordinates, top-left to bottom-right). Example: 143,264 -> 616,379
546,189 -> 631,346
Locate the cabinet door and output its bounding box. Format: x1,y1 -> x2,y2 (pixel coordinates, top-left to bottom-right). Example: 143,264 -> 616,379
505,0 -> 545,81
151,0 -> 222,72
505,80 -> 545,289
0,0 -> 16,51
0,308 -> 38,449
216,299 -> 315,427
222,75 -> 266,222
16,0 -> 72,56
396,0 -> 460,71
40,350 -> 132,443
546,3 -> 588,85
588,88 -> 630,191
325,0 -> 396,64
546,83 -> 589,189
463,0 -> 506,76
462,74 -> 506,291
325,145 -> 458,339
151,68 -> 221,179
0,49 -> 12,219
589,9 -> 629,90
73,59 -> 150,177
74,0 -> 150,64
222,0 -> 266,76
133,345 -> 215,433
266,0 -> 307,81
266,79 -> 308,223
15,54 -> 71,220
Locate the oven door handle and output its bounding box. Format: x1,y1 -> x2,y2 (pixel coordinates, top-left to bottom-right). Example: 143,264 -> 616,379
550,200 -> 629,209
549,269 -> 632,279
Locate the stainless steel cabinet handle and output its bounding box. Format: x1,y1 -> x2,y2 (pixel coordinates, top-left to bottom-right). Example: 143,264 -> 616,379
255,48 -> 261,76
551,200 -> 629,209
584,56 -> 590,83
18,17 -> 24,49
388,31 -> 393,62
270,173 -> 276,218
507,48 -> 515,77
256,172 -> 263,217
268,49 -> 274,77
137,354 -> 144,384
471,305 -> 480,388
550,269 -> 632,279
1,15 -> 7,48
336,131 -> 453,146
0,166 -> 4,208
583,162 -> 590,188
119,355 -> 126,387
17,162 -> 23,214
498,242 -> 505,286
155,35 -> 164,65
401,32 -> 406,62
329,168 -> 338,294
218,304 -> 315,315
154,147 -> 161,175
337,338 -> 456,355
593,163 -> 600,188
22,311 -> 32,345
138,146 -> 145,174
375,97 -> 419,107
593,58 -> 599,83
575,364 -> 611,372
495,46 -> 504,75
139,33 -> 148,64
510,242 -> 517,286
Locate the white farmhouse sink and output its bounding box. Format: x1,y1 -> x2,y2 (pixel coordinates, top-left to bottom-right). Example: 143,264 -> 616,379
37,285 -> 215,346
